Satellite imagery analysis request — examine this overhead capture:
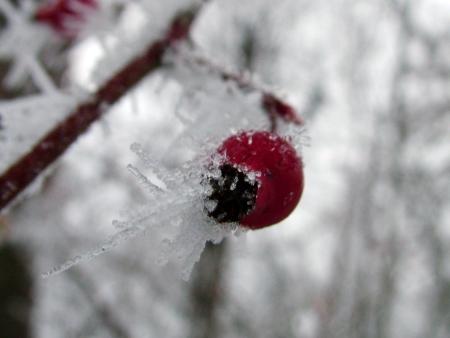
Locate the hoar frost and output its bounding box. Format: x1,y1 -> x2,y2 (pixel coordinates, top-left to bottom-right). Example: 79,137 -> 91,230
42,140 -> 241,281
39,39 -> 306,280
42,125 -> 304,280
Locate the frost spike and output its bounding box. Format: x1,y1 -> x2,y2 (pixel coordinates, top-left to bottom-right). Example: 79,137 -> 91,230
129,143 -> 163,175
42,224 -> 145,278
127,164 -> 163,194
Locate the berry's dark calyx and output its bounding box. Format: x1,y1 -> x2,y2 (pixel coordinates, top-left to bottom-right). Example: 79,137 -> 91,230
206,131 -> 304,230
205,164 -> 258,223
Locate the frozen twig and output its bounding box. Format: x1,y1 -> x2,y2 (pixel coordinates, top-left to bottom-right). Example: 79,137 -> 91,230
0,4 -> 205,212
23,55 -> 58,94
178,49 -> 304,131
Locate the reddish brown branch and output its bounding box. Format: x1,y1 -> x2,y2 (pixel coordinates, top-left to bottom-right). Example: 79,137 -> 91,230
262,93 -> 304,132
181,52 -> 304,132
0,7 -> 200,212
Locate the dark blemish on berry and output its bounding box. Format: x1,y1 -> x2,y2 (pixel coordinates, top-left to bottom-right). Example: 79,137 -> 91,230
205,164 -> 258,223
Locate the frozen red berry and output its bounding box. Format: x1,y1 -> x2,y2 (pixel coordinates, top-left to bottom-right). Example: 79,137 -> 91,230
35,0 -> 97,38
205,131 -> 304,230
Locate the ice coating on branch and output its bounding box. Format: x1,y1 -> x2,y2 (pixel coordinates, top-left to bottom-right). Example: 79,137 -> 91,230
90,0 -> 196,86
0,3 -> 99,139
0,1 -> 50,89
0,93 -> 80,173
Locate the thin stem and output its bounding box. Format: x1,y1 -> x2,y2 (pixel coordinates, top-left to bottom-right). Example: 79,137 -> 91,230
179,50 -> 304,131
0,6 -> 202,212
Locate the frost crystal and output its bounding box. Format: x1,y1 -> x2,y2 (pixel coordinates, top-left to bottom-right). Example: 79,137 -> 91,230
42,140 -> 237,280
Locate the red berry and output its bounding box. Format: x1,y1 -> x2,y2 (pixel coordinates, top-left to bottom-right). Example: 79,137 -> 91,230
35,0 -> 97,38
206,131 -> 304,230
